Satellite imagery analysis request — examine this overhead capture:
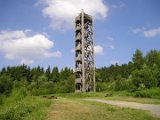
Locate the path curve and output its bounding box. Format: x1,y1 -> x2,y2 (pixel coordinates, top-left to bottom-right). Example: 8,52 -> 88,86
84,98 -> 160,117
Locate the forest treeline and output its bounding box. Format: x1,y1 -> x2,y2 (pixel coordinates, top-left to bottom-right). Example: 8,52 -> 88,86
0,66 -> 75,96
96,49 -> 160,93
0,49 -> 160,97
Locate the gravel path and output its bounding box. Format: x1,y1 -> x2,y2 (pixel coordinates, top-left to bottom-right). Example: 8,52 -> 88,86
84,98 -> 160,117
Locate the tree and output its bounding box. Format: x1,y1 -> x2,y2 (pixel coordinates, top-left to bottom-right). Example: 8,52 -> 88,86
51,67 -> 60,83
151,64 -> 160,87
131,65 -> 155,89
145,49 -> 160,67
0,75 -> 13,95
132,49 -> 144,69
64,75 -> 75,93
60,67 -> 73,81
45,66 -> 51,81
0,67 -> 6,75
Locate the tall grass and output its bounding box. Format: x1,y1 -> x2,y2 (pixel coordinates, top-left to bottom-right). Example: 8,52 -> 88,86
0,88 -> 52,120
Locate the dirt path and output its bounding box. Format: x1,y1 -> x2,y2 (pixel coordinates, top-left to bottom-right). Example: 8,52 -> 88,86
84,98 -> 160,117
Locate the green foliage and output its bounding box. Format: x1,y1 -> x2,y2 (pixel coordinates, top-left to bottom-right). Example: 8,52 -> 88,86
0,95 -> 5,105
132,49 -> 145,69
96,82 -> 109,92
0,100 -> 33,120
45,66 -> 51,81
151,64 -> 160,87
145,49 -> 160,67
0,95 -> 52,120
131,65 -> 157,89
134,91 -> 151,98
50,66 -> 60,82
95,49 -> 160,97
0,65 -> 75,96
0,75 -> 13,95
52,74 -> 75,93
0,49 -> 160,98
133,88 -> 160,98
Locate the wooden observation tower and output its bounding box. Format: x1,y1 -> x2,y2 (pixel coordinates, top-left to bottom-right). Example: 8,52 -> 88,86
75,9 -> 95,92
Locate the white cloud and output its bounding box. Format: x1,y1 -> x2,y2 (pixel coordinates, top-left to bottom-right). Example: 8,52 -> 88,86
106,36 -> 115,50
106,36 -> 114,41
0,30 -> 61,65
37,0 -> 108,30
111,60 -> 119,65
131,27 -> 145,34
112,1 -> 125,9
109,45 -> 115,50
131,27 -> 160,38
94,45 -> 103,55
144,28 -> 160,38
40,50 -> 62,58
20,59 -> 34,65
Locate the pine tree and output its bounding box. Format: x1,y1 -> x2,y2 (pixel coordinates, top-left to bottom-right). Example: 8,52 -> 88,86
46,66 -> 51,81
51,67 -> 60,83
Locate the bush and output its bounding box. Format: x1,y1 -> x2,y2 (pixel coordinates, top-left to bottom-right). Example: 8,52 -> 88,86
134,91 -> 151,98
31,88 -> 50,96
0,97 -> 2,105
131,65 -> 157,89
9,87 -> 29,101
0,95 -> 5,105
133,88 -> 160,98
96,82 -> 109,92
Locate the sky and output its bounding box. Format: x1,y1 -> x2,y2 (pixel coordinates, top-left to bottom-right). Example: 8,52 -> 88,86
0,0 -> 160,69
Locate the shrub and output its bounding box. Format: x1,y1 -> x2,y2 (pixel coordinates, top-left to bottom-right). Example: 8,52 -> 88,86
9,87 -> 29,101
96,82 -> 108,92
133,88 -> 160,98
134,91 -> 151,98
0,95 -> 5,105
131,65 -> 157,89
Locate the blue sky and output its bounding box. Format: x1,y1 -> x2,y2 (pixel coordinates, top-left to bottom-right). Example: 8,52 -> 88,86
0,0 -> 160,69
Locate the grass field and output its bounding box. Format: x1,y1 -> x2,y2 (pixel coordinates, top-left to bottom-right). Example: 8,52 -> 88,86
55,91 -> 160,104
46,97 -> 160,120
1,90 -> 160,120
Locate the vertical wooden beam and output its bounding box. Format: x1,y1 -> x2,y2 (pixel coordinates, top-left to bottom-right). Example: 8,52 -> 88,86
92,16 -> 96,92
81,9 -> 85,92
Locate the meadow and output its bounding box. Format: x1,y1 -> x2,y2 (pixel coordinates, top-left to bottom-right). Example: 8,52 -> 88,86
0,88 -> 160,120
46,91 -> 160,120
